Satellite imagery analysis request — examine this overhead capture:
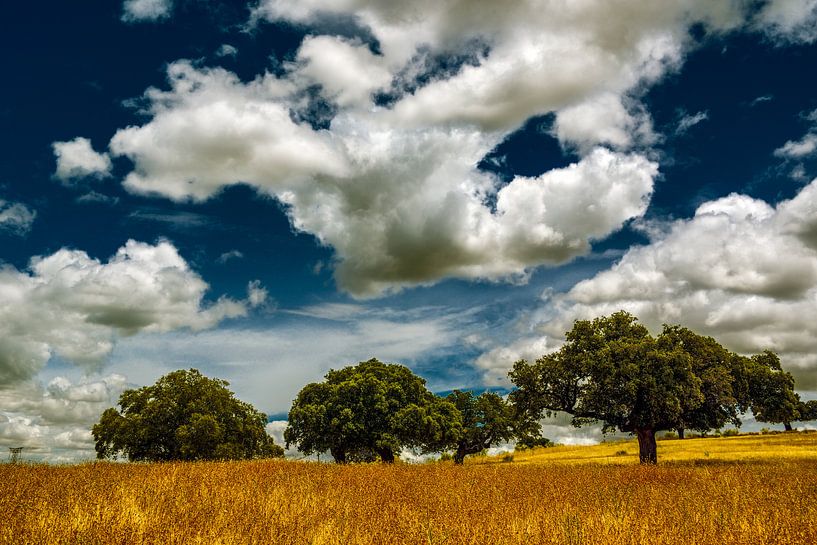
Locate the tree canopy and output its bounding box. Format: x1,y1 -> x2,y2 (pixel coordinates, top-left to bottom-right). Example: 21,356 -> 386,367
284,358 -> 461,463
509,311 -> 799,464
798,400 -> 817,422
745,351 -> 801,430
92,369 -> 283,462
656,325 -> 748,437
443,390 -> 521,464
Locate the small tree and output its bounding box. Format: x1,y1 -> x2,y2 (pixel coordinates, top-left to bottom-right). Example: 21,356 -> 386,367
747,351 -> 801,431
285,358 -> 460,463
443,391 -> 519,464
93,369 -> 283,461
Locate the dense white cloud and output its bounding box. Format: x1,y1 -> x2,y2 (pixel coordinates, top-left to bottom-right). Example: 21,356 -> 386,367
247,280 -> 269,308
108,62 -> 348,201
0,199 -> 36,235
122,0 -> 173,22
0,374 -> 128,461
526,178 -> 817,390
265,420 -> 292,453
253,0 -> 753,131
108,61 -> 657,296
52,137 -> 112,182
291,35 -> 393,108
83,0 -> 817,299
552,93 -> 656,153
0,240 -> 251,385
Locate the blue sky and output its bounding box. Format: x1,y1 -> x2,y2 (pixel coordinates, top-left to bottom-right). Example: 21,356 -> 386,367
2,0 -> 817,461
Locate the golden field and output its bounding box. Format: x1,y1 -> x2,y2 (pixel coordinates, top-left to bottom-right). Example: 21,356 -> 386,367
2,433 -> 817,545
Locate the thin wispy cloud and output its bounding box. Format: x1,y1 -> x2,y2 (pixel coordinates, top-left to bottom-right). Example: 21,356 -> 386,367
675,110 -> 709,135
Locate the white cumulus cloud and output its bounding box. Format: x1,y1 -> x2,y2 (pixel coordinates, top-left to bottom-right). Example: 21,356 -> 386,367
0,240 -> 250,385
291,35 -> 393,109
52,137 -> 112,182
70,0 -> 817,298
122,0 -> 173,22
552,93 -> 656,153
0,374 -> 130,461
108,61 -> 657,297
532,177 -> 817,390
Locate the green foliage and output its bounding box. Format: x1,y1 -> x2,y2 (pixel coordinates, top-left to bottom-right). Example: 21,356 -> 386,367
514,434 -> 554,451
746,351 -> 801,427
92,369 -> 282,462
509,312 -> 700,435
797,400 -> 817,422
284,358 -> 461,463
443,390 -> 520,464
658,325 -> 746,433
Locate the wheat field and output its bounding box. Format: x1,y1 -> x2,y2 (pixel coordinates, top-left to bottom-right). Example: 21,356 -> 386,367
2,433 -> 817,545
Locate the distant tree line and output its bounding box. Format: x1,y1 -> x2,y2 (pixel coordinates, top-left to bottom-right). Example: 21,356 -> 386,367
92,311 -> 812,465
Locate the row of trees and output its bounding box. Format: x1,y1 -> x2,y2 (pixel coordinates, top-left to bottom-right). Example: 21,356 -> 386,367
284,359 -> 526,464
285,312 -> 814,464
93,311 -> 814,464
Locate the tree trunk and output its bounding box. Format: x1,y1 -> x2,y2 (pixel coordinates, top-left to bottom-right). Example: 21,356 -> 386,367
677,428 -> 685,440
377,447 -> 395,463
635,427 -> 657,464
453,445 -> 467,465
330,446 -> 346,464
784,422 -> 793,432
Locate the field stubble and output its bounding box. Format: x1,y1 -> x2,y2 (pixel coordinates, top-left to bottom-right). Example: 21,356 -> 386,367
2,433 -> 817,545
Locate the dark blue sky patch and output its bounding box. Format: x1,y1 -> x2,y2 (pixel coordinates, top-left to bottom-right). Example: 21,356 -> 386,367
644,32 -> 817,218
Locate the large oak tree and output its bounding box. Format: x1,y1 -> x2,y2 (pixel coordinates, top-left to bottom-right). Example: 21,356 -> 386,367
285,358 -> 460,463
509,311 -> 797,463
93,369 -> 282,461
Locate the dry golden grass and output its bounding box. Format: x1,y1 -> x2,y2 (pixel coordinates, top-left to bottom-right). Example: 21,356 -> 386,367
491,430 -> 817,466
2,433 -> 816,545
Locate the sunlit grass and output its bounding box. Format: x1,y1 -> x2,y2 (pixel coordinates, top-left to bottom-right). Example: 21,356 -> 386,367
488,430 -> 817,466
2,432 -> 816,544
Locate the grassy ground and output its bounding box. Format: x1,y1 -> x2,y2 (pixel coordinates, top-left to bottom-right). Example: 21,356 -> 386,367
2,432 -> 816,545
482,430 -> 817,466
